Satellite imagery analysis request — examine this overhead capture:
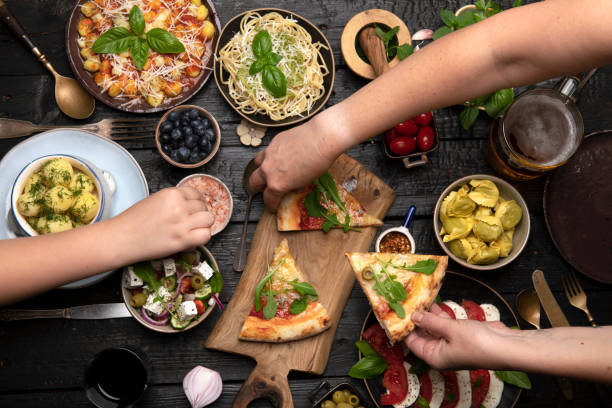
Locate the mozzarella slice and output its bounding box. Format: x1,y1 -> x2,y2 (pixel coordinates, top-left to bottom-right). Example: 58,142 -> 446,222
456,370 -> 472,408
480,304 -> 500,322
443,300 -> 468,319
393,362 -> 421,408
429,369 -> 445,408
481,370 -> 504,408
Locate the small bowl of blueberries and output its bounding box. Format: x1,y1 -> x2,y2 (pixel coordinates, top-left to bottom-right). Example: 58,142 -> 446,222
156,105 -> 221,168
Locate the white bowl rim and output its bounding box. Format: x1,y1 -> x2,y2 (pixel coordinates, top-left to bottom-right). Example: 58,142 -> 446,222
10,154 -> 106,237
375,226 -> 416,254
433,174 -> 531,271
176,173 -> 233,236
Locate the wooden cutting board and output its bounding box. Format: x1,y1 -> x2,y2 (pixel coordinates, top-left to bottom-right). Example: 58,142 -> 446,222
205,154 -> 395,407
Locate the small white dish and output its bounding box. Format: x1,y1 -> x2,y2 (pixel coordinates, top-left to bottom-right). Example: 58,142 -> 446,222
375,205 -> 417,253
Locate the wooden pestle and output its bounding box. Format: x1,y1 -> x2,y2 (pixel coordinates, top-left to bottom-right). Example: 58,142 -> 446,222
358,26 -> 390,77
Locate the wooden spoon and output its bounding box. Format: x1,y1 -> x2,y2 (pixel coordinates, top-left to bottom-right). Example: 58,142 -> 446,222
0,0 -> 95,119
516,289 -> 541,329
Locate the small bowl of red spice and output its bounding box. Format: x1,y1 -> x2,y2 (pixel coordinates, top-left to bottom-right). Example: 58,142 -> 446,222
375,205 -> 416,254
177,174 -> 233,236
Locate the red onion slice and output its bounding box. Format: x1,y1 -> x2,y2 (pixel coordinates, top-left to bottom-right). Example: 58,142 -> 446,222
211,294 -> 224,311
140,307 -> 169,326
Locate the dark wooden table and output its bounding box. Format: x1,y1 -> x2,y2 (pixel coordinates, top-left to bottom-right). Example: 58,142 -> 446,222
1,0 -> 611,407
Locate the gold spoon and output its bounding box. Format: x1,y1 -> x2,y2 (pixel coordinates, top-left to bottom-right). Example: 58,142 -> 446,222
0,1 -> 95,119
516,289 -> 541,329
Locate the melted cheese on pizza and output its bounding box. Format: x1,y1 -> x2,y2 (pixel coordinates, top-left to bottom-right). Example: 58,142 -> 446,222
268,239 -> 305,293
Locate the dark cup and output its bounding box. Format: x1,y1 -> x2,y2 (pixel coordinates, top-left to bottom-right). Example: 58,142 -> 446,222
84,347 -> 148,408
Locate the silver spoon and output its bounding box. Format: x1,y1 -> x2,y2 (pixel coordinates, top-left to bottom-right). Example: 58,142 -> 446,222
233,159 -> 260,272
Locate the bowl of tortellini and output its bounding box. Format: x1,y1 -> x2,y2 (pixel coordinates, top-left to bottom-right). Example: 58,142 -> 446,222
10,155 -> 115,236
433,175 -> 530,271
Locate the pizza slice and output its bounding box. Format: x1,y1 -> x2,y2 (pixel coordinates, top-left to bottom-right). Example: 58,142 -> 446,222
345,252 -> 448,344
240,239 -> 331,343
277,172 -> 382,232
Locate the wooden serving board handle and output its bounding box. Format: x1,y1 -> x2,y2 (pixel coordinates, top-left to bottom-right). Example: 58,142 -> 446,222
358,27 -> 389,77
233,361 -> 292,408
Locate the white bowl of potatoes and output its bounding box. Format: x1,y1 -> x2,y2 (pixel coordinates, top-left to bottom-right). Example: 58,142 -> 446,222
433,174 -> 530,271
10,154 -> 115,236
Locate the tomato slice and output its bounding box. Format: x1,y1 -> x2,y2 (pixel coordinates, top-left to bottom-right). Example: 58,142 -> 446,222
439,303 -> 456,319
440,371 -> 460,408
461,299 -> 486,321
362,324 -> 403,365
194,299 -> 205,315
180,277 -> 192,294
381,363 -> 408,405
410,372 -> 433,407
470,369 -> 490,408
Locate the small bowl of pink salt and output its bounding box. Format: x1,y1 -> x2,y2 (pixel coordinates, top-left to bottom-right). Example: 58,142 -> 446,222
177,174 -> 233,236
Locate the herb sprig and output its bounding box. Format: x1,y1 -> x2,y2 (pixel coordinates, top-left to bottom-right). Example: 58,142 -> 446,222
371,260 -> 407,318
249,30 -> 286,98
92,6 -> 185,70
305,172 -> 359,233
374,25 -> 413,61
432,0 -> 521,129
348,340 -> 388,379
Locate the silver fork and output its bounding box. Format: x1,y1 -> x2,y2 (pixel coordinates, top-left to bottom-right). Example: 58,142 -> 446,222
0,118 -> 157,141
561,271 -> 598,327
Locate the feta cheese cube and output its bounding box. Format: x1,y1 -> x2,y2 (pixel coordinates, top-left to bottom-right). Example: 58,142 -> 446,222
157,286 -> 173,302
163,258 -> 176,277
194,261 -> 214,280
177,300 -> 198,321
124,266 -> 143,288
143,294 -> 164,315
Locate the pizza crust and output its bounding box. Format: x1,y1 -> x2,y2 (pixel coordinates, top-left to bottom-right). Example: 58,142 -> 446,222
345,252 -> 448,344
239,302 -> 331,343
277,190 -> 307,231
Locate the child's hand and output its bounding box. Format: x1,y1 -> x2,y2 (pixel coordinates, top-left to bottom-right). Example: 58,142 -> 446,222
111,187 -> 215,263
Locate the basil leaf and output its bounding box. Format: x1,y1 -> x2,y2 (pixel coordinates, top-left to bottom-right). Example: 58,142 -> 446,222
484,88 -> 514,118
249,59 -> 266,75
355,340 -> 379,357
377,25 -> 399,45
409,359 -> 430,374
460,106 -> 479,130
289,296 -> 308,314
92,27 -> 134,54
435,294 -> 441,305
389,301 -> 405,318
444,393 -> 457,402
474,12 -> 486,22
474,0 -> 486,11
495,370 -> 532,389
348,355 -> 388,379
263,52 -> 283,66
374,26 -> 388,45
321,220 -> 334,233
456,10 -> 476,28
290,281 -> 317,298
252,30 -> 272,59
129,5 -> 145,36
209,270 -> 223,293
432,26 -> 452,40
390,280 -> 406,301
130,37 -> 149,70
305,190 -> 325,218
440,9 -> 456,28
263,288 -> 277,320
133,262 -> 161,291
396,44 -> 413,61
417,396 -> 430,408
261,65 -> 286,98
146,28 -> 185,54
486,2 -> 502,16
474,377 -> 483,388
513,0 -> 522,7
509,325 -> 520,330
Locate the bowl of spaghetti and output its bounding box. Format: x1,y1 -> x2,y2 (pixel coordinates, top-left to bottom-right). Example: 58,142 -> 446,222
215,9 -> 335,127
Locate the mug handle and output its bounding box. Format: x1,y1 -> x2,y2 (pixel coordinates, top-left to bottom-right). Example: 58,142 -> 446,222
402,154 -> 429,169
101,170 -> 117,197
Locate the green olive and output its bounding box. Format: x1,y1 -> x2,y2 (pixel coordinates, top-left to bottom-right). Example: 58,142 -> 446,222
342,390 -> 350,400
162,276 -> 177,291
191,275 -> 205,289
129,293 -> 147,307
336,403 -> 351,408
180,251 -> 199,265
347,394 -> 359,406
321,401 -> 336,408
332,390 -> 346,404
361,266 -> 374,280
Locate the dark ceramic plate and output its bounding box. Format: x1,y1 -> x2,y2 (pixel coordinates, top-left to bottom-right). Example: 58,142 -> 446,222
65,0 -> 221,113
544,131 -> 612,283
214,8 -> 335,127
360,271 -> 522,408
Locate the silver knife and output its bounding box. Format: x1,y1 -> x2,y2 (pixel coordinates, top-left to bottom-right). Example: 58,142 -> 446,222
532,269 -> 574,400
0,303 -> 131,321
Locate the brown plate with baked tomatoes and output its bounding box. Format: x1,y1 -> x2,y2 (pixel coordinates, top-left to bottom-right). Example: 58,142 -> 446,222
359,271 -> 522,408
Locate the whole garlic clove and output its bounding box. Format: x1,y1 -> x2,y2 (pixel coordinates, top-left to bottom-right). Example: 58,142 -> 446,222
237,119 -> 267,144
250,137 -> 262,147
239,134 -> 252,146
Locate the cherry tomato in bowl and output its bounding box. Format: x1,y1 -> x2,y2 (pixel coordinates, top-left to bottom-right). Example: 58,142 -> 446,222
415,112 -> 433,126
394,119 -> 418,138
385,128 -> 399,145
417,126 -> 435,151
389,136 -> 416,155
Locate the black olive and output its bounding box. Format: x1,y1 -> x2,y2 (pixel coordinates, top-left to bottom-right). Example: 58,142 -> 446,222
170,149 -> 180,162
178,147 -> 190,162
168,111 -> 180,121
190,119 -> 202,129
160,121 -> 173,133
188,152 -> 200,163
201,118 -> 211,129
194,125 -> 206,137
182,126 -> 193,137
205,128 -> 216,144
199,139 -> 211,154
160,132 -> 171,144
170,128 -> 183,141
185,134 -> 198,148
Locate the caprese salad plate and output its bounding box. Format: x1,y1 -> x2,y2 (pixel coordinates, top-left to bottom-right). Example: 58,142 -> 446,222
360,271 -> 523,408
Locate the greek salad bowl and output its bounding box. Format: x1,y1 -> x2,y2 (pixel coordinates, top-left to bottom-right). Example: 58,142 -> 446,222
121,246 -> 223,333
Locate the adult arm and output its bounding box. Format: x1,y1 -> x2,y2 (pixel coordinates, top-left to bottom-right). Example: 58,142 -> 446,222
250,0 -> 612,210
405,305 -> 612,383
0,187 -> 214,306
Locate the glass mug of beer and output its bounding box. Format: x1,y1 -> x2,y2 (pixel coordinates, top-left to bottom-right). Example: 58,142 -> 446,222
484,73 -> 594,180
